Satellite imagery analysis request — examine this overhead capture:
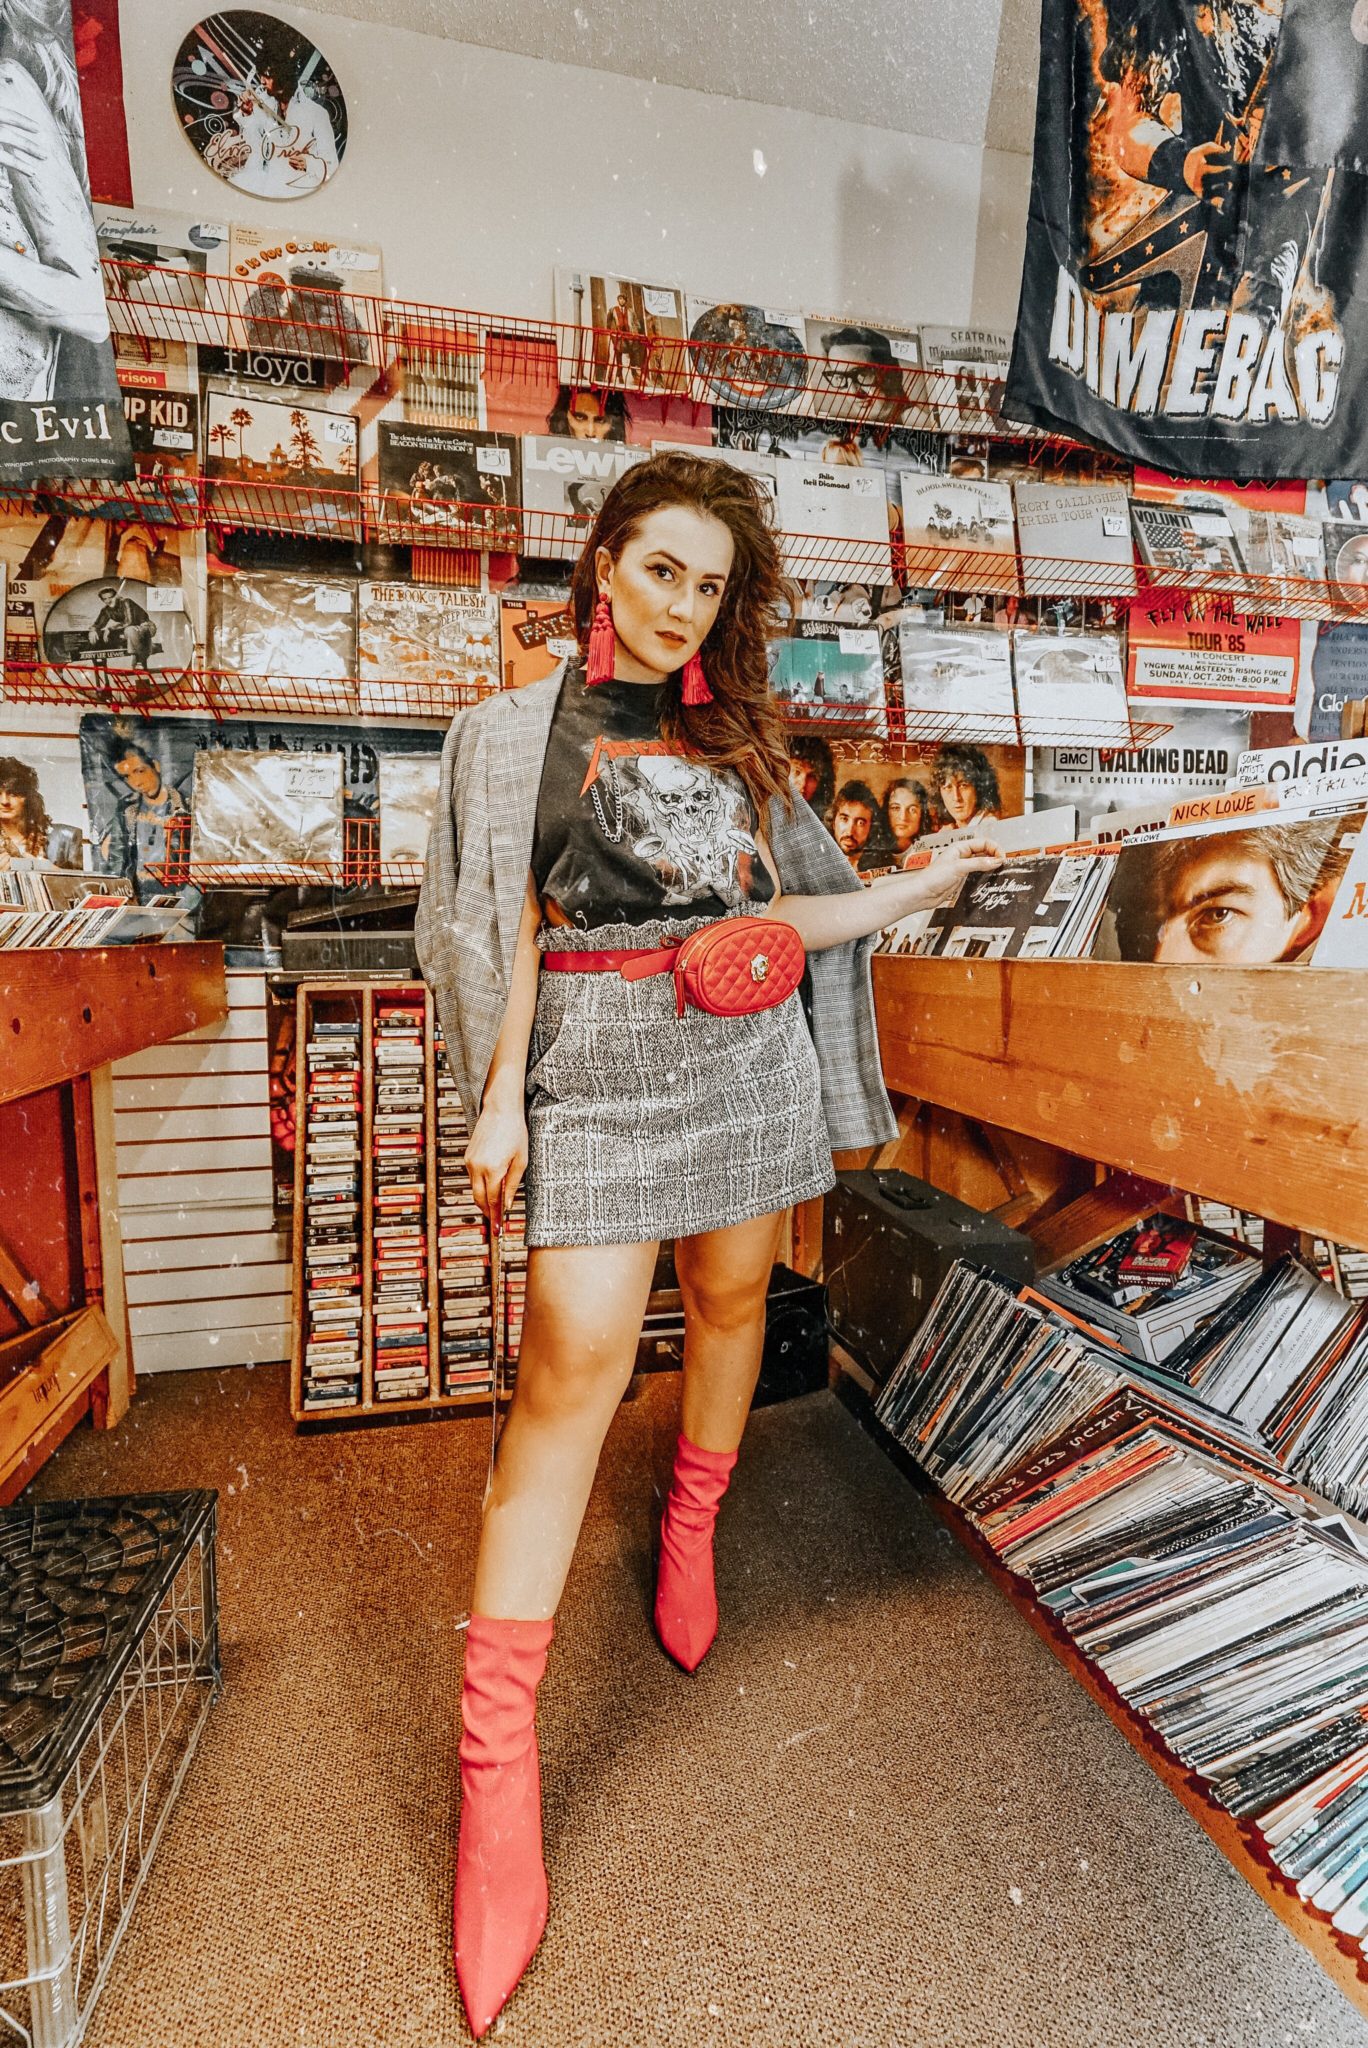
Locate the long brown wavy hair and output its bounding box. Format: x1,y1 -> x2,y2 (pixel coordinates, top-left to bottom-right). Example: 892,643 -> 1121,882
568,451 -> 792,818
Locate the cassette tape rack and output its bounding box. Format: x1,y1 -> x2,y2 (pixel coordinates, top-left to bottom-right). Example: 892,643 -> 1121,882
289,979 -> 522,1421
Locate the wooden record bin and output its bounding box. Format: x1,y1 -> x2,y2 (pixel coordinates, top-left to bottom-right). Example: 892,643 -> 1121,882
288,979 -> 491,1423
844,955 -> 1368,2020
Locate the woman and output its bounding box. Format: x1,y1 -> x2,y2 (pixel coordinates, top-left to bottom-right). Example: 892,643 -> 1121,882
415,452 -> 998,2039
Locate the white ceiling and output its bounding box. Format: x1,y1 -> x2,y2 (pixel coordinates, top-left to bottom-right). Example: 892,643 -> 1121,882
317,0 -> 1043,156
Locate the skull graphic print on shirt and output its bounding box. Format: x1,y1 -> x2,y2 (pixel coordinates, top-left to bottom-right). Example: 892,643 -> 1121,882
530,667 -> 776,928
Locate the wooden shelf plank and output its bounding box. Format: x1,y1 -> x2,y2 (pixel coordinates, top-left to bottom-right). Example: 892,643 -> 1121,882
0,944 -> 227,1103
873,958 -> 1368,1252
835,1369 -> 1368,2022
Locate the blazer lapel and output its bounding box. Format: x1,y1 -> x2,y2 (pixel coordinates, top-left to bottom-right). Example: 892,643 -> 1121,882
487,670 -> 562,974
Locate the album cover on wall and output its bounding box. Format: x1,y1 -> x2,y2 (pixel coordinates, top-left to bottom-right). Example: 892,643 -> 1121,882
768,621 -> 886,731
1239,511 -> 1326,592
1130,498 -> 1245,582
1010,632 -> 1129,744
1,512 -> 206,675
898,623 -> 1016,729
685,300 -> 808,411
190,748 -> 345,873
553,269 -> 689,394
378,755 -> 443,864
204,389 -> 359,537
1012,481 -> 1136,599
772,460 -> 891,580
358,584 -> 498,717
499,594 -> 577,690
208,569 -> 356,700
1325,523 -> 1368,616
801,317 -> 928,427
519,436 -> 647,528
227,224 -> 382,362
376,423 -> 520,548
0,714 -> 87,871
899,476 -> 1019,595
94,205 -> 231,346
918,326 -> 1011,433
40,575 -> 195,683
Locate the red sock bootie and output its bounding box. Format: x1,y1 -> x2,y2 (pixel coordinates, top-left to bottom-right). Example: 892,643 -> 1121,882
653,1432 -> 738,1673
453,1614 -> 554,2038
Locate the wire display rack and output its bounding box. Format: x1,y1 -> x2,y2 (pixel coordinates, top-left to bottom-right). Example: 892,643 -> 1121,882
0,1492 -> 219,2048
100,259 -> 1036,444
0,663 -> 486,723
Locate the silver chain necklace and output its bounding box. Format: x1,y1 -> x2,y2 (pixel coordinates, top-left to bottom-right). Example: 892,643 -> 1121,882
588,756 -> 628,843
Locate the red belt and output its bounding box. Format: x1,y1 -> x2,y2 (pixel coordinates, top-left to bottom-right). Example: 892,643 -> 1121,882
542,945 -> 679,981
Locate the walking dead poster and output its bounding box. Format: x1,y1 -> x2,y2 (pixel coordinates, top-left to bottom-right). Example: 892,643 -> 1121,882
0,0 -> 130,484
1004,0 -> 1368,480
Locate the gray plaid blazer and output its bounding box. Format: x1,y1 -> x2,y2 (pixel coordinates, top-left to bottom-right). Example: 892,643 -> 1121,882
414,667 -> 898,1150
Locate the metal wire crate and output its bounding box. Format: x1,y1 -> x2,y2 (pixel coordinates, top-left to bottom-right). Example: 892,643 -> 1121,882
0,1493 -> 220,2048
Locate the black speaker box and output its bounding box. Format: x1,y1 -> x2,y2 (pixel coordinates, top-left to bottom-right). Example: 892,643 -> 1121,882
754,1265 -> 828,1408
824,1169 -> 1035,1386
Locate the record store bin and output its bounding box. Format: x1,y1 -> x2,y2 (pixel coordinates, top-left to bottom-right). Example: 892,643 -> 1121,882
0,1492 -> 220,2048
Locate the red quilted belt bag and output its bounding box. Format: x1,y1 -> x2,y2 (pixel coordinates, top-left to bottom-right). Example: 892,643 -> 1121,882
542,917 -> 806,1019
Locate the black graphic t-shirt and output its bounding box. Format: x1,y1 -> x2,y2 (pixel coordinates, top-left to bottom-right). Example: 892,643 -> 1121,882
531,668 -> 775,929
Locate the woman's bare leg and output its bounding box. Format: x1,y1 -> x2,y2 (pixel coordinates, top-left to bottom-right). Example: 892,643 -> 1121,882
471,1237 -> 659,1620
675,1207 -> 787,1453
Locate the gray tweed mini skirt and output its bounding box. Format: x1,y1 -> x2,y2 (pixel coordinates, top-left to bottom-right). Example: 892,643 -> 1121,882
524,911 -> 836,1248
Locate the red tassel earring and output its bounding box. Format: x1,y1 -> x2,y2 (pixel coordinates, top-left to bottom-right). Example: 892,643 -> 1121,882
680,651 -> 713,705
585,593 -> 615,687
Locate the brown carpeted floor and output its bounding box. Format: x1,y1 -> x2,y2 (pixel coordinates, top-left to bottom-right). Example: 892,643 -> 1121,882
28,1363 -> 1368,2048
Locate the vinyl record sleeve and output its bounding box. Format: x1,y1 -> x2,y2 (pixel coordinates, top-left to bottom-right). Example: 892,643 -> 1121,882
94,204 -> 231,346
553,269 -> 688,394
898,623 -> 1016,726
378,754 -> 442,864
190,746 -> 344,871
1011,632 -> 1130,744
209,569 -> 355,697
899,476 -> 1019,595
376,422 -> 520,548
518,436 -> 646,524
684,299 -> 807,411
358,584 -> 497,717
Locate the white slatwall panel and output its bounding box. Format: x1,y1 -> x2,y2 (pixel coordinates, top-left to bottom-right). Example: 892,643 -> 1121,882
112,971 -> 291,1374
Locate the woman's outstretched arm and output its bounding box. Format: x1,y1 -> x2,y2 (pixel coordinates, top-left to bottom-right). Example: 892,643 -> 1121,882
758,833 -> 1001,953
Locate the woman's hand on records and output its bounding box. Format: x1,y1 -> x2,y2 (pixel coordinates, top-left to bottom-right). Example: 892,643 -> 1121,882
465,1096 -> 528,1233
906,835 -> 1003,907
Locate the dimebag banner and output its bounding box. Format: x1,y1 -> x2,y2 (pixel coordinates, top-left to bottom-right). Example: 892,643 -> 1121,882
1004,0 -> 1368,480
0,0 -> 131,483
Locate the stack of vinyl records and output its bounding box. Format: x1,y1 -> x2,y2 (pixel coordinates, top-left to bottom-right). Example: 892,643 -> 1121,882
876,1258 -> 1368,1959
1038,1215 -> 1261,1364
1146,1255 -> 1357,1446
371,997 -> 430,1402
300,1018 -> 362,1412
433,1018 -> 494,1397
1268,1302 -> 1368,1518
